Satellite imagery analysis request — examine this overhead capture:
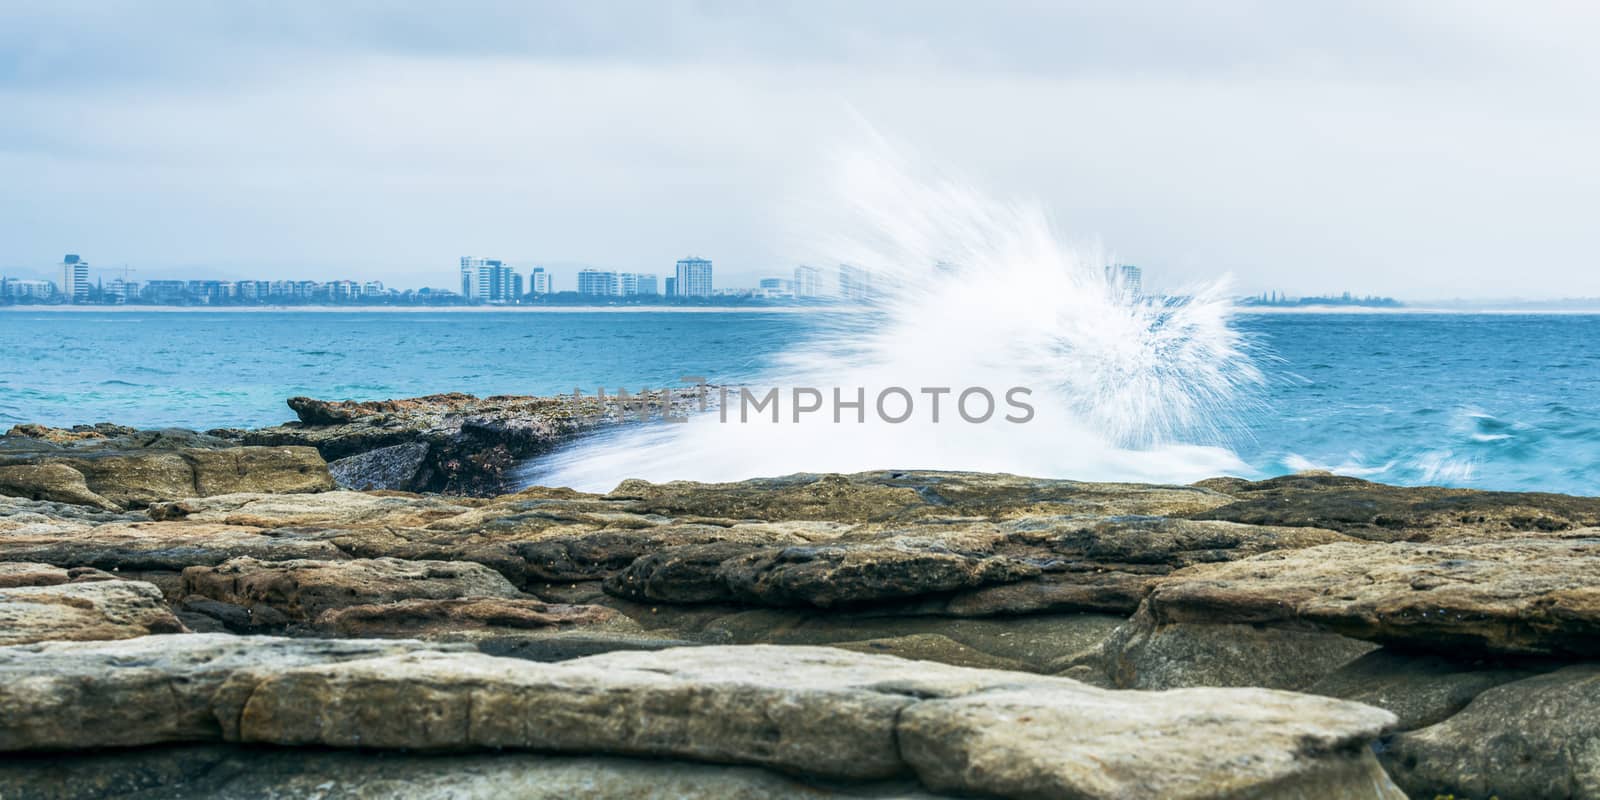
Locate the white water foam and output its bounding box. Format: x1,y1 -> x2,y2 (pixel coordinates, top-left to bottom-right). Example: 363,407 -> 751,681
530,148 -> 1262,492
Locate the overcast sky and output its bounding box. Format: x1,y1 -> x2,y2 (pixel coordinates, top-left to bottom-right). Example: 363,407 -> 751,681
2,1 -> 1597,298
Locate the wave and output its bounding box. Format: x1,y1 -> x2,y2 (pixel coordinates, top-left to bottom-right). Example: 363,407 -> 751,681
529,145 -> 1261,492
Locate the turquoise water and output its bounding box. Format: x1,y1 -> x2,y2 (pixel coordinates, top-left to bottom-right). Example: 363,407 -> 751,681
2,310 -> 1597,494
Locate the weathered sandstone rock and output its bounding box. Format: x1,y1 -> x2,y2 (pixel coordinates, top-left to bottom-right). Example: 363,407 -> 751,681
0,580 -> 184,645
245,391 -> 706,494
0,635 -> 464,750
313,597 -> 637,641
0,434 -> 333,509
1382,664 -> 1600,799
608,471 -> 1237,523
1193,472 -> 1600,540
228,644 -> 1402,797
1065,610 -> 1377,691
1306,648 -> 1551,731
0,745 -> 946,800
327,441 -> 432,491
180,557 -> 523,623
148,490 -> 475,527
0,520 -> 347,572
0,562 -> 116,588
1142,538 -> 1600,655
688,608 -> 1124,672
607,516 -> 1351,614
0,636 -> 1405,797
0,463 -> 117,509
897,685 -> 1403,799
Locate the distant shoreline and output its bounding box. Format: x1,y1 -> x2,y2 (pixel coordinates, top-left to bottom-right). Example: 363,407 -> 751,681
0,305 -> 854,314
1234,306 -> 1600,315
4,304 -> 1600,315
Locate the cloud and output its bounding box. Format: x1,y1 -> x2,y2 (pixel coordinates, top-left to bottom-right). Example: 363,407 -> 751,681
1,2 -> 1598,297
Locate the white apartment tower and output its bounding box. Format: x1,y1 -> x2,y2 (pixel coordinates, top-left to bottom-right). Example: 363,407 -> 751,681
60,254 -> 90,303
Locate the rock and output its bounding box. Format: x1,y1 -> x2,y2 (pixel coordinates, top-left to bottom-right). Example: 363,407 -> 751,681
828,634 -> 1031,671
1141,538 -> 1600,655
313,597 -> 637,641
0,496 -> 142,536
1192,472 -> 1600,540
606,516 -> 1351,614
608,535 -> 1039,608
0,438 -> 334,510
246,391 -> 708,495
1382,664 -> 1600,799
695,610 -> 1125,672
0,562 -> 116,588
1,520 -> 348,572
1068,610 -> 1378,691
606,471 -> 1237,523
327,442 -> 431,491
859,470 -> 1239,518
0,580 -> 185,645
0,635 -> 465,750
898,686 -> 1403,799
1306,648 -> 1551,730
0,463 -> 117,509
0,745 -> 947,800
0,636 -> 1404,797
476,631 -> 704,662
180,557 -> 524,623
226,644 -> 1401,796
147,490 -> 474,528
606,474 -> 930,522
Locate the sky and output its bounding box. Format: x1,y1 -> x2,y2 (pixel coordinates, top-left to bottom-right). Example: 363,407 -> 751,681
1,1 -> 1597,298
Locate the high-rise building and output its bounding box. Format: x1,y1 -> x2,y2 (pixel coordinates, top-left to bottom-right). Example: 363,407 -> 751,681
758,278 -> 794,298
674,257 -> 713,298
1105,264 -> 1142,298
459,257 -> 520,303
577,269 -> 619,296
792,265 -> 821,298
664,277 -> 676,297
635,274 -> 658,295
60,254 -> 90,303
618,272 -> 639,296
839,264 -> 872,301
527,267 -> 550,295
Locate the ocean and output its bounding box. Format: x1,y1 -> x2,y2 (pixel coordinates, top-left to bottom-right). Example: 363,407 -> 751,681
3,310 -> 1597,495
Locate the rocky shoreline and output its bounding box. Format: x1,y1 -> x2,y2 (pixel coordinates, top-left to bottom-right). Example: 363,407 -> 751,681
2,395 -> 1598,798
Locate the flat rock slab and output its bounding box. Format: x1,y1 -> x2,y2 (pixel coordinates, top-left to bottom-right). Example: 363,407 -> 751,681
0,745 -> 946,800
0,562 -> 116,588
0,446 -> 333,510
607,516 -> 1351,614
608,471 -> 1235,523
1144,538 -> 1600,655
181,557 -> 524,622
314,597 -> 637,641
147,491 -> 475,528
1382,664 -> 1600,799
1306,648 -> 1552,731
0,637 -> 1403,799
1193,473 -> 1600,540
0,635 -> 465,750
0,581 -> 184,645
0,521 -> 348,572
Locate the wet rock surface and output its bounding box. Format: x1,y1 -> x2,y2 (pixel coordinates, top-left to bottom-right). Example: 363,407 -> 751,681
246,391 -> 709,494
2,443 -> 1598,796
